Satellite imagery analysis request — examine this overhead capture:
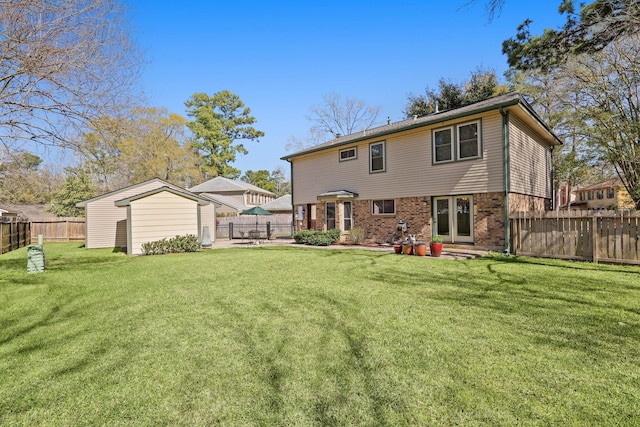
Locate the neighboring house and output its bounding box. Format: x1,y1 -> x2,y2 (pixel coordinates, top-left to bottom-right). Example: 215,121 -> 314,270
260,194 -> 292,214
572,179 -> 635,210
76,178 -> 217,255
188,176 -> 276,216
0,204 -> 50,219
282,92 -> 562,252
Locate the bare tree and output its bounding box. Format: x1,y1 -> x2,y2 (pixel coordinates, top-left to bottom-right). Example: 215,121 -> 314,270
459,0 -> 505,21
308,93 -> 382,139
285,93 -> 382,152
0,0 -> 142,156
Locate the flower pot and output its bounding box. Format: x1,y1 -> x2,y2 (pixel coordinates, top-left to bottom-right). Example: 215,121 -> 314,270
393,243 -> 402,254
415,242 -> 427,256
402,242 -> 413,255
430,242 -> 443,257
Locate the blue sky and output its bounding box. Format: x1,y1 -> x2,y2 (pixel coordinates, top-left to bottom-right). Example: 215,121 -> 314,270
128,0 -> 565,176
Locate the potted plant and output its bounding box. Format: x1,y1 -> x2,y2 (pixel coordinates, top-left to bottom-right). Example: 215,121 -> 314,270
429,235 -> 443,257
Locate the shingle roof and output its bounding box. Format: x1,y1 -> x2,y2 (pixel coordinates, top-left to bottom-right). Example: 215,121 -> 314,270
76,177 -> 182,207
0,204 -> 50,218
188,176 -> 276,195
114,186 -> 211,207
198,193 -> 249,211
282,92 -> 561,160
260,194 -> 292,212
576,179 -> 624,191
317,190 -> 359,199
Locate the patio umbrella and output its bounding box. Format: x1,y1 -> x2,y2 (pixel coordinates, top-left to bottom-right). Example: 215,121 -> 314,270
240,206 -> 272,229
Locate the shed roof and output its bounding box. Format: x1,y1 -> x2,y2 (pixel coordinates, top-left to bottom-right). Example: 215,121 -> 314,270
76,178 -> 184,208
114,186 -> 211,207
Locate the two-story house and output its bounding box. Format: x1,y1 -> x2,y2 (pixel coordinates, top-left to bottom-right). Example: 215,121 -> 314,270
572,179 -> 635,210
188,176 -> 276,216
282,92 -> 562,252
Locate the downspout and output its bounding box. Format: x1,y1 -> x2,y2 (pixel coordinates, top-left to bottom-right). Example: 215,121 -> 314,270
550,146 -> 555,210
287,159 -> 295,236
500,107 -> 511,255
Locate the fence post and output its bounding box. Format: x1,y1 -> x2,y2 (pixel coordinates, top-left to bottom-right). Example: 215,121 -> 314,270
592,215 -> 599,263
228,223 -> 233,240
267,221 -> 271,239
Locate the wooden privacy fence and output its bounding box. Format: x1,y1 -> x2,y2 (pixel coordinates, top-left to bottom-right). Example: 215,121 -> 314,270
510,210 -> 640,264
1,217 -> 31,254
30,217 -> 85,242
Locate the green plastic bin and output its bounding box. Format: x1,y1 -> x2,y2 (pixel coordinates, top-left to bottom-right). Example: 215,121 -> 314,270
27,244 -> 45,273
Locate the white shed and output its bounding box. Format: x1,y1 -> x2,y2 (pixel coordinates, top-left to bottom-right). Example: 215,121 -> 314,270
114,186 -> 213,255
76,178 -> 217,254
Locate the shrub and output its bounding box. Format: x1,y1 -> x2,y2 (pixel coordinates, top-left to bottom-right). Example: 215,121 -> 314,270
293,229 -> 316,244
142,234 -> 201,255
349,227 -> 364,245
293,229 -> 342,246
326,228 -> 342,242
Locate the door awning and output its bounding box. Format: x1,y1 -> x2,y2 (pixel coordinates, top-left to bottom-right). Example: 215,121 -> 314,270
317,190 -> 359,200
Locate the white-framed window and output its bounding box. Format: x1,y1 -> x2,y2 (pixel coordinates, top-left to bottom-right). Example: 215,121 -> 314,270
597,190 -> 604,200
607,188 -> 615,198
458,121 -> 480,159
434,127 -> 453,163
372,199 -> 395,215
369,141 -> 386,173
433,120 -> 481,164
339,147 -> 357,162
326,202 -> 336,229
343,201 -> 352,231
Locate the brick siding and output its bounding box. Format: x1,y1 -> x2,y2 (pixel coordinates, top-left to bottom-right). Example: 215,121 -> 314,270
295,191 -> 550,249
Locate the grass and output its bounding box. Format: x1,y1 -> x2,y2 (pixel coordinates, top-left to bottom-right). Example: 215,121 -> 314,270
1,243 -> 639,426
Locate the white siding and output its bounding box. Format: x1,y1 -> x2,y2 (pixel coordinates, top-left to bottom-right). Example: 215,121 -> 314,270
292,112 -> 505,205
85,181 -> 168,249
129,191 -> 199,255
509,114 -> 553,198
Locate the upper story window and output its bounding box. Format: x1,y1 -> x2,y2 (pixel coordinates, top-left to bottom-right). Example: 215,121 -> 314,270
588,191 -> 594,200
339,147 -> 357,161
579,192 -> 585,201
370,141 -> 386,173
434,127 -> 453,163
458,122 -> 480,159
596,190 -> 604,200
372,199 -> 395,215
433,120 -> 481,164
607,188 -> 615,198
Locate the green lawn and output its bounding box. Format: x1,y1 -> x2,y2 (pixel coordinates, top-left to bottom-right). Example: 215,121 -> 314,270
1,243 -> 639,426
